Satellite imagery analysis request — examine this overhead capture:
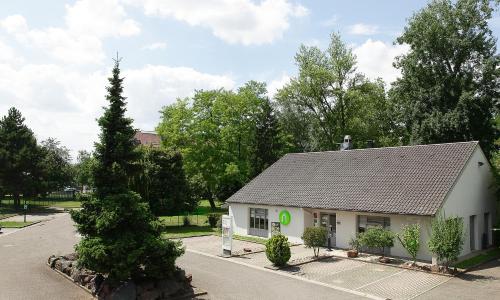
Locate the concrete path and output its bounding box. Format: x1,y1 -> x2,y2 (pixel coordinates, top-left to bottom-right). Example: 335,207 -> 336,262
0,213 -> 92,300
415,258 -> 500,299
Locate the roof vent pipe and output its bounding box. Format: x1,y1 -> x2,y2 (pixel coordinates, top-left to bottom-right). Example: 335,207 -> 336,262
340,135 -> 353,150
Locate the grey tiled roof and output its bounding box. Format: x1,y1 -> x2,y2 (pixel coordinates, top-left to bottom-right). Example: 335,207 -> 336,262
227,142 -> 479,216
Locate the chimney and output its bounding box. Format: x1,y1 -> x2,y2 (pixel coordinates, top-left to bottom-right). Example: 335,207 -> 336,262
340,135 -> 353,150
366,140 -> 375,148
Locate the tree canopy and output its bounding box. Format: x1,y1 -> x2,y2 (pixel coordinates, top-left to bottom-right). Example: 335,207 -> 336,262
71,59 -> 183,283
390,0 -> 499,156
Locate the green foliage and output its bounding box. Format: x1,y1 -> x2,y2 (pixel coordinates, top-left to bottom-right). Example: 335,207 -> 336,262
0,107 -> 41,209
92,60 -> 139,199
348,236 -> 361,251
390,0 -> 498,156
397,224 -> 421,263
358,227 -> 395,257
276,33 -> 399,151
74,150 -> 96,191
265,234 -> 291,266
38,138 -> 73,195
71,59 -> 183,283
207,213 -> 220,228
157,81 -> 284,209
302,226 -> 327,257
131,147 -> 193,216
428,214 -> 464,267
182,215 -> 190,227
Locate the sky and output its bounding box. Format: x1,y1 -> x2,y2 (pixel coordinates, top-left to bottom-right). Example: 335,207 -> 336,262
0,0 -> 499,159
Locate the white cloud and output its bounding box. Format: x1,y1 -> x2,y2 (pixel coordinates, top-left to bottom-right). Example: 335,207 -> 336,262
126,0 -> 308,45
348,23 -> 379,35
1,0 -> 140,65
267,73 -> 290,98
142,42 -> 167,50
65,0 -> 140,38
353,39 -> 409,83
124,65 -> 234,130
0,61 -> 235,156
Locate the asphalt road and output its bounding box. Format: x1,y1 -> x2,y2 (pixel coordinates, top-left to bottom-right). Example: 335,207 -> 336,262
177,251 -> 366,300
0,213 -> 91,300
2,213 -> 500,300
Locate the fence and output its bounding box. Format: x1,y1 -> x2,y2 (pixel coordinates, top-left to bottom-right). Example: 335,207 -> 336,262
0,191 -> 76,207
160,212 -> 224,227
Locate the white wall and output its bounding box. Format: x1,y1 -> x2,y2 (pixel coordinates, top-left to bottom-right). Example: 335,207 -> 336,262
229,203 -> 307,244
315,210 -> 433,261
440,146 -> 497,258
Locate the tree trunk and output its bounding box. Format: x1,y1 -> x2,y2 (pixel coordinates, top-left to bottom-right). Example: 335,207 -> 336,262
207,198 -> 216,210
13,192 -> 20,211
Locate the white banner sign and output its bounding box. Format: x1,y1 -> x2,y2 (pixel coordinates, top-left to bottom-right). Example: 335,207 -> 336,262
222,215 -> 232,256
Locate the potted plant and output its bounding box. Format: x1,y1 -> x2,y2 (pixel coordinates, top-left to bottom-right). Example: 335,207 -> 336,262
347,236 -> 360,258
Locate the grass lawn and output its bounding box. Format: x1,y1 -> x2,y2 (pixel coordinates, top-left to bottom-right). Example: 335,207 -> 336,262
162,226 -> 217,239
454,247 -> 500,269
0,221 -> 36,228
1,198 -> 81,210
233,234 -> 268,245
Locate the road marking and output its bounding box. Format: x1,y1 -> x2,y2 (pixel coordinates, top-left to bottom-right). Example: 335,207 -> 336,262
407,275 -> 453,300
186,248 -> 386,300
354,269 -> 407,290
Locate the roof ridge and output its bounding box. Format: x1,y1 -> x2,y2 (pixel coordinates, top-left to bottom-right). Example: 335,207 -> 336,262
285,141 -> 479,156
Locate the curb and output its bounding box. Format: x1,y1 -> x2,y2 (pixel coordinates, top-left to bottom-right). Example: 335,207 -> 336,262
328,253 -> 459,278
48,263 -> 208,300
47,263 -> 96,298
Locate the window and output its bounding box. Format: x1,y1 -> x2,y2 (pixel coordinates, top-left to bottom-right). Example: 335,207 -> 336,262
249,208 -> 269,238
358,215 -> 390,233
249,208 -> 268,230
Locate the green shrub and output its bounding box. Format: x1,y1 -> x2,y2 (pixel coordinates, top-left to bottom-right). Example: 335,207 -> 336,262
358,226 -> 394,257
183,215 -> 190,227
397,223 -> 421,263
348,236 -> 361,251
265,234 -> 291,266
207,213 -> 220,228
428,214 -> 464,267
302,227 -> 327,257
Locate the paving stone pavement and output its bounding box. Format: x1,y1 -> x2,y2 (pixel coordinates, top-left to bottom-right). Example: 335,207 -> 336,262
182,235 -> 452,300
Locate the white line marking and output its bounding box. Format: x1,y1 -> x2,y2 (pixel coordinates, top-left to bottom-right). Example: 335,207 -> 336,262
407,276 -> 453,300
186,248 -> 386,300
355,269 -> 408,290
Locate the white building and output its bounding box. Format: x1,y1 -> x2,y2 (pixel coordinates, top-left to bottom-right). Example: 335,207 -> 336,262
227,141 -> 496,262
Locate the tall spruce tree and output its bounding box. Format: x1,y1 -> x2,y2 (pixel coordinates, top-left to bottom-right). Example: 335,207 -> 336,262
251,98 -> 281,177
390,0 -> 499,156
71,58 -> 184,283
0,108 -> 40,210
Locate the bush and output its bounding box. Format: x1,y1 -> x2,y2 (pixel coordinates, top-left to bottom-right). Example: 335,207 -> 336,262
265,234 -> 291,266
302,227 -> 327,257
348,236 -> 361,251
428,214 -> 464,267
183,215 -> 190,227
207,213 -> 220,228
397,223 -> 421,263
358,226 -> 394,257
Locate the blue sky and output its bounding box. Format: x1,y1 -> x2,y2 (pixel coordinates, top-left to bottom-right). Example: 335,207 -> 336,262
0,0 -> 498,157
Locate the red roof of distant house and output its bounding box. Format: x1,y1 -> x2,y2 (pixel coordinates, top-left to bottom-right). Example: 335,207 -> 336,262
134,131 -> 161,147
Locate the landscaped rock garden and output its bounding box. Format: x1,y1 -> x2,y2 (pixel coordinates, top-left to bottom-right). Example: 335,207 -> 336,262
48,253 -> 205,299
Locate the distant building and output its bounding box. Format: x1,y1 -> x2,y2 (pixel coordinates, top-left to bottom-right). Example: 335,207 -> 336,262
134,131 -> 161,147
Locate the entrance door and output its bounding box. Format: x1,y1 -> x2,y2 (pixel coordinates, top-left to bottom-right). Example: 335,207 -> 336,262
320,213 -> 336,247
470,215 -> 476,251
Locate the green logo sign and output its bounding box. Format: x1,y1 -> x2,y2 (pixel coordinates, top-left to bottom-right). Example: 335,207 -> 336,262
279,210 -> 291,225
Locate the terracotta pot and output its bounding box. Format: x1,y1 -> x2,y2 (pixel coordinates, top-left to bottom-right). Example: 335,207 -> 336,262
347,250 -> 358,258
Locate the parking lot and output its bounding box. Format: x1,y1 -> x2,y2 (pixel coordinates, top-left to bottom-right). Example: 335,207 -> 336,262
181,235 -> 451,300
